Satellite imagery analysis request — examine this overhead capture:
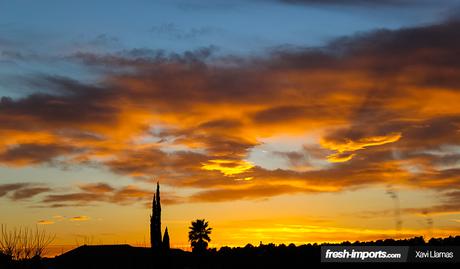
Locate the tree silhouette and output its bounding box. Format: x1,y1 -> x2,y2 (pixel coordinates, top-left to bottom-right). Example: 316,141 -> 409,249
0,225 -> 54,260
188,219 -> 212,253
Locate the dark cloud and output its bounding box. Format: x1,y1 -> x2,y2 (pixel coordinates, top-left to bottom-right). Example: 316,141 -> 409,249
79,183 -> 114,193
43,193 -> 103,204
274,151 -> 306,164
0,183 -> 50,200
198,119 -> 243,130
0,75 -> 119,130
40,182 -> 168,207
251,105 -> 334,124
73,46 -> 216,69
0,183 -> 29,197
106,149 -> 208,181
0,143 -> 81,166
10,186 -> 51,200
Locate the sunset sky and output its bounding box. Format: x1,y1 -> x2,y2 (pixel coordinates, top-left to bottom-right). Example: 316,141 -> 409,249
1,0 -> 460,253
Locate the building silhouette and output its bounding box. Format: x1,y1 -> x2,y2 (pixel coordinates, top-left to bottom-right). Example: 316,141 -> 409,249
150,182 -> 169,251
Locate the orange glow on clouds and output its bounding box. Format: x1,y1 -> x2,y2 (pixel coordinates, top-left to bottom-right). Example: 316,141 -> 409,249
321,132 -> 402,162
201,159 -> 255,176
326,152 -> 356,163
37,220 -> 55,225
69,216 -> 90,222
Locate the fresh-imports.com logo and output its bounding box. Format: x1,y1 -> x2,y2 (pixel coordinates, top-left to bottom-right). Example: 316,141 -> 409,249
321,246 -> 408,262
324,249 -> 401,260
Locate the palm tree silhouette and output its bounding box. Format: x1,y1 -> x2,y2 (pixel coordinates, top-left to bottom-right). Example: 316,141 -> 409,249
188,219 -> 212,253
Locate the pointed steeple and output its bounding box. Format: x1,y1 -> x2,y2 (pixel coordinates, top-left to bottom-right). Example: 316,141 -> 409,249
163,227 -> 170,250
150,193 -> 156,249
155,182 -> 162,246
150,181 -> 163,250
152,194 -> 156,216
156,182 -> 161,214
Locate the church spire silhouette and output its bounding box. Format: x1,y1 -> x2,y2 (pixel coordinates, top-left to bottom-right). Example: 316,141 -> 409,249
150,182 -> 162,250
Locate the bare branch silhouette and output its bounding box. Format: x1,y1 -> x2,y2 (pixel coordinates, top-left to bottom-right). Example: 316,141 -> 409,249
0,225 -> 54,260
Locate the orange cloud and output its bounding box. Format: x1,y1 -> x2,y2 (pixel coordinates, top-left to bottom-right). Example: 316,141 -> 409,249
322,132 -> 402,153
321,132 -> 402,162
69,216 -> 90,222
201,159 -> 255,177
326,152 -> 355,163
37,220 -> 54,225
